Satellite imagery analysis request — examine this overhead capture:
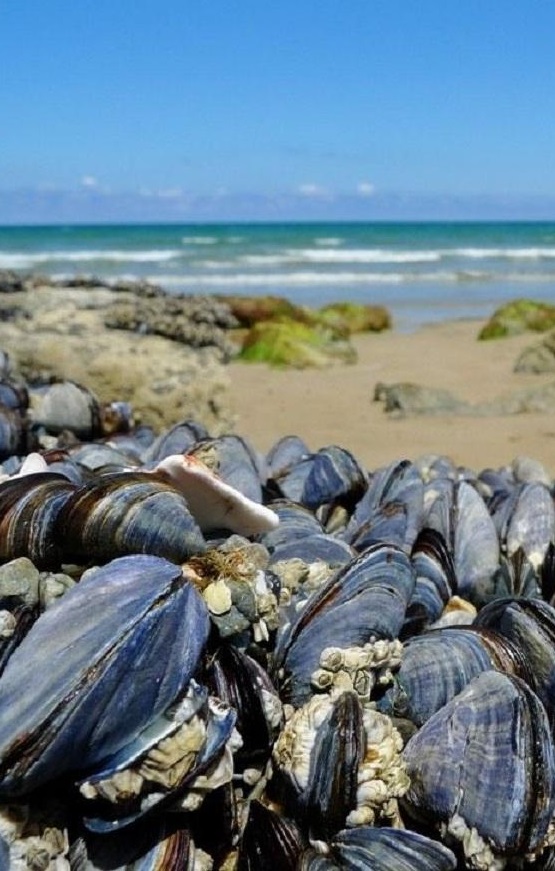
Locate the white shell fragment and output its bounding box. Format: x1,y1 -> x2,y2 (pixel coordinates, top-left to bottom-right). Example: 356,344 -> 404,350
153,454 -> 280,536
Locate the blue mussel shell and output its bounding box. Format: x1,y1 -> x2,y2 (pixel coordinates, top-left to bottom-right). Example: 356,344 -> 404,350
0,553 -> 210,797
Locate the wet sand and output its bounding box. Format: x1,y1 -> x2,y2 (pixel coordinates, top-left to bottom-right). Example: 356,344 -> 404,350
228,319 -> 555,474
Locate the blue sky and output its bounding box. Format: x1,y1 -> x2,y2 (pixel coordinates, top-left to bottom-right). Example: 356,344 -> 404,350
2,1 -> 555,222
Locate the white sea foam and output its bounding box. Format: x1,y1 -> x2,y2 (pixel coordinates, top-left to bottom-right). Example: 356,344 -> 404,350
453,247 -> 555,259
181,236 -> 218,244
292,248 -> 442,264
148,271 -> 429,287
315,237 -> 342,246
0,249 -> 181,268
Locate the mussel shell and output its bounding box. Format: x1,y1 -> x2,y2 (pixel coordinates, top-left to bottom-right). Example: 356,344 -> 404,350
0,472 -> 77,568
55,472 -> 206,565
274,543 -> 415,707
425,479 -> 499,605
299,445 -> 368,513
70,817 -> 201,870
0,379 -> 28,413
344,459 -> 424,553
82,687 -> 237,833
237,800 -> 305,871
402,671 -> 555,856
0,554 -> 210,797
473,596 -> 555,725
260,499 -> 324,552
0,406 -> 27,461
504,482 -> 555,571
402,529 -> 457,636
142,418 -> 209,465
300,826 -> 457,870
29,380 -> 103,440
266,434 -> 311,480
304,690 -> 365,841
377,625 -> 530,726
205,645 -> 282,773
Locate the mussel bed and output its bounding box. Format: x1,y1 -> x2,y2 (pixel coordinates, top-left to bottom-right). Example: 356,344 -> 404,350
0,369 -> 554,869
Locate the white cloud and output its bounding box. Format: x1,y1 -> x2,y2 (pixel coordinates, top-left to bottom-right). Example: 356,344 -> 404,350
155,187 -> 183,199
357,181 -> 375,197
81,175 -> 99,188
298,183 -> 330,198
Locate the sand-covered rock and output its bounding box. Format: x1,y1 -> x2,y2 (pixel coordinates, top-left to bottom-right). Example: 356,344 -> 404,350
514,329 -> 555,374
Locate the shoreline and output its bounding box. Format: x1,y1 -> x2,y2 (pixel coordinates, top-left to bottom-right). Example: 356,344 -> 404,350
228,318 -> 555,474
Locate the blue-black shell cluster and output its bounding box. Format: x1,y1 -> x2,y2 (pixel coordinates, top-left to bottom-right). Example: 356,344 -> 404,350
0,371 -> 554,869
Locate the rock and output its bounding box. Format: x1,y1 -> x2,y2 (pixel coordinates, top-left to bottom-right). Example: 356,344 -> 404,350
0,279 -> 235,434
214,294 -> 310,327
238,318 -> 357,368
317,301 -> 392,333
375,379 -> 555,417
478,299 -> 555,340
0,271 -> 24,294
475,382 -> 555,415
514,329 -> 555,373
104,296 -> 238,361
374,382 -> 469,416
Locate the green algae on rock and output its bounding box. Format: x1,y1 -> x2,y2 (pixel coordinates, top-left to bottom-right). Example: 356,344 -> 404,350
215,294 -> 311,328
478,299 -> 555,340
237,318 -> 357,368
317,301 -> 392,334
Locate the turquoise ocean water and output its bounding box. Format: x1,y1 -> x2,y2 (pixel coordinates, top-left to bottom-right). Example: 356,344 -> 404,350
1,221 -> 555,331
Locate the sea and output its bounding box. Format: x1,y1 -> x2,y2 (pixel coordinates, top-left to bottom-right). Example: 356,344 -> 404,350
1,221 -> 555,331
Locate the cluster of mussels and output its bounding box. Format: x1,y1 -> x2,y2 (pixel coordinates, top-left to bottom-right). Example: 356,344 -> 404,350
0,358 -> 555,871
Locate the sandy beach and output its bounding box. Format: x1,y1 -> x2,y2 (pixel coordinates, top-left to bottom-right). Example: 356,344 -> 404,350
228,318 -> 555,474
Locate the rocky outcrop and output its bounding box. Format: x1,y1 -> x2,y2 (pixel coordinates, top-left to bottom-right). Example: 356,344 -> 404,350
0,273 -> 235,434
104,296 -> 239,360
478,299 -> 555,340
514,329 -> 555,374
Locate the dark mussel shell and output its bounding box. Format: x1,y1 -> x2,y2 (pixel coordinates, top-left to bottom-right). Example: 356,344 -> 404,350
425,479 -> 499,606
0,472 -> 77,569
299,826 -> 457,870
237,800 -> 305,871
403,671 -> 555,861
204,644 -> 282,775
265,434 -> 311,481
272,691 -> 365,843
377,625 -> 530,726
274,543 -> 415,707
54,471 -> 206,565
343,459 -> 424,554
473,596 -> 555,725
402,528 -> 456,636
298,445 -> 368,513
0,406 -> 27,462
70,816 -> 206,870
142,418 -> 209,466
493,481 -> 555,572
0,554 -> 210,797
29,380 -> 103,441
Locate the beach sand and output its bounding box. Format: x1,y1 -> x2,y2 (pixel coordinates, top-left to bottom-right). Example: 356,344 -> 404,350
228,319 -> 555,474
